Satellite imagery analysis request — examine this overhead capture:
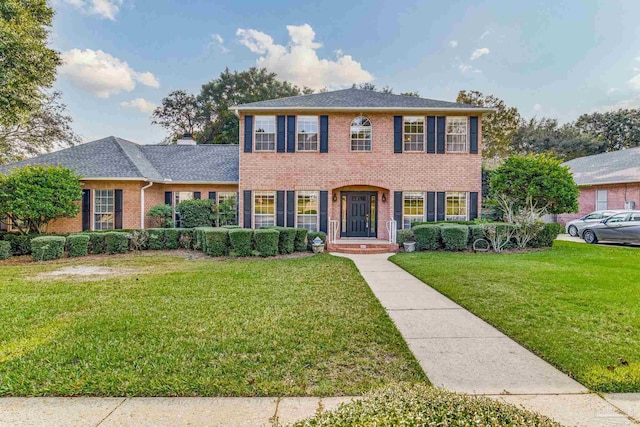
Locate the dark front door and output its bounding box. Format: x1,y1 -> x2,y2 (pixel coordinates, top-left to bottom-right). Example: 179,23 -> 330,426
343,192 -> 377,237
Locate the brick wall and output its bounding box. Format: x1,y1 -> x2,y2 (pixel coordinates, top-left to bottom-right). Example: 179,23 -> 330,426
558,183 -> 640,224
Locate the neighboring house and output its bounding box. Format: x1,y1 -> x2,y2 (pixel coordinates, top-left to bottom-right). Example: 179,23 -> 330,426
558,147 -> 640,224
0,89 -> 492,245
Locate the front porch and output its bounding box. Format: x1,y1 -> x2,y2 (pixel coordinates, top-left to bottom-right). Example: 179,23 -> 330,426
327,238 -> 399,254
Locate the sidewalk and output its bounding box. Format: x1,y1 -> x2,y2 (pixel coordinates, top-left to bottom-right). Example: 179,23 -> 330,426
334,252 -> 639,426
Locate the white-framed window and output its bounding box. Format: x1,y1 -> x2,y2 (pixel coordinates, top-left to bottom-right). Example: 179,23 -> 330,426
218,192 -> 238,225
297,116 -> 318,151
254,115 -> 276,151
403,116 -> 424,152
297,191 -> 319,232
403,192 -> 425,229
254,191 -> 276,228
446,192 -> 467,221
446,117 -> 468,152
596,190 -> 608,211
174,191 -> 194,206
350,116 -> 372,151
94,189 -> 114,230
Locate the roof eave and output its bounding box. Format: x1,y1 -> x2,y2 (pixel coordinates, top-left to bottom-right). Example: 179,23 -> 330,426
576,179 -> 640,187
158,180 -> 239,185
233,106 -> 495,114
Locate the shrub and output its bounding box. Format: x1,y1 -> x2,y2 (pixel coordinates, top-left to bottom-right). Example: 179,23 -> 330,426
2,233 -> 32,255
294,228 -> 308,252
88,233 -> 107,254
31,236 -> 65,261
254,228 -> 280,257
176,199 -> 216,228
440,224 -> 469,251
228,228 -> 253,257
147,228 -> 166,250
129,229 -> 149,251
202,228 -> 230,257
290,383 -> 560,427
412,224 -> 441,250
306,231 -> 327,251
103,232 -> 130,254
468,224 -> 486,245
276,227 -> 296,254
482,223 -> 518,253
529,222 -> 564,248
193,227 -> 216,251
0,241 -> 11,260
178,228 -> 195,249
67,234 -> 89,257
164,228 -> 180,250
146,204 -> 174,228
397,229 -> 415,246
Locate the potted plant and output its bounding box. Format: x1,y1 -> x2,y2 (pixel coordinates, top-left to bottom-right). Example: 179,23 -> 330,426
311,236 -> 325,253
398,229 -> 416,252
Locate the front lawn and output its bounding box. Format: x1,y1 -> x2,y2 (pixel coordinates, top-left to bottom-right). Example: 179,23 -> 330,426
391,241 -> 640,393
0,253 -> 424,396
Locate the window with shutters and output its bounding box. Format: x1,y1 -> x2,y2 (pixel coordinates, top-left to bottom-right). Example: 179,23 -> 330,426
254,191 -> 276,228
403,117 -> 424,152
255,116 -> 276,151
596,190 -> 608,210
350,116 -> 372,151
446,192 -> 467,221
446,117 -> 467,152
94,189 -> 114,230
297,116 -> 318,151
174,192 -> 194,205
218,192 -> 238,225
297,191 -> 319,231
403,192 -> 425,228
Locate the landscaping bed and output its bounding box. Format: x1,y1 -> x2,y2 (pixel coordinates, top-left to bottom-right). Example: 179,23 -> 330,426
391,240 -> 640,393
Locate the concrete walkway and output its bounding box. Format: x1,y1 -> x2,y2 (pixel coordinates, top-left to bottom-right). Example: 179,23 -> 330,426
335,252 -> 640,426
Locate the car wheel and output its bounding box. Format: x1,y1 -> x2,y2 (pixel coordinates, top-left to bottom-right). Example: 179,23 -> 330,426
583,230 -> 598,244
568,225 -> 578,237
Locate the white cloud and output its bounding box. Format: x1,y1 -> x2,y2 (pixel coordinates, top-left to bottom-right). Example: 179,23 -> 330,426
236,24 -> 373,90
470,48 -> 490,61
607,88 -> 620,95
120,98 -> 157,114
449,40 -> 458,48
533,103 -> 542,112
629,73 -> 640,91
209,33 -> 230,54
63,0 -> 123,20
59,48 -> 160,98
480,30 -> 492,40
597,97 -> 640,112
458,63 -> 481,75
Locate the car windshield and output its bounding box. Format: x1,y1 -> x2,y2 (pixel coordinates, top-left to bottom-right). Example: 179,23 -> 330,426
606,214 -> 628,223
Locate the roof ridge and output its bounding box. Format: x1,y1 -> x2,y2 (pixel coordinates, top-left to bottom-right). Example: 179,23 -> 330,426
111,136 -> 162,179
564,146 -> 640,164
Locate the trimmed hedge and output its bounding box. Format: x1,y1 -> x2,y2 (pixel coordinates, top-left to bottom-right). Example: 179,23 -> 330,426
294,228 -> 308,252
178,228 -> 195,249
88,233 -> 107,254
202,228 -> 229,257
467,224 -> 486,245
194,227 -> 217,252
413,224 -> 441,250
1,233 -> 32,255
440,224 -> 469,251
397,229 -> 415,246
164,228 -> 180,250
276,227 -> 297,254
529,222 -> 564,248
31,236 -> 65,261
176,199 -> 216,228
147,228 -> 166,250
229,228 -> 253,257
67,234 -> 90,257
0,241 -> 11,260
307,231 -> 327,250
254,228 -> 280,257
104,232 -> 129,254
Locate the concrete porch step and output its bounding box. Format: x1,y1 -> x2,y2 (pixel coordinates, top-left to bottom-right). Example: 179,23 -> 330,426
327,240 -> 399,254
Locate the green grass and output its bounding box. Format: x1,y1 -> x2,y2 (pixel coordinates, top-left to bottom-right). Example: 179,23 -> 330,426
0,253 -> 424,396
391,241 -> 640,393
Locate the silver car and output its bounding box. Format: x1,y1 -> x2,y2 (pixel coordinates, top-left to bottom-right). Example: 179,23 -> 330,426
582,211 -> 640,244
565,210 -> 624,237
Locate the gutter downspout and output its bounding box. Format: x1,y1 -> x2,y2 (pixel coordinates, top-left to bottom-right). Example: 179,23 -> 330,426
140,181 -> 154,229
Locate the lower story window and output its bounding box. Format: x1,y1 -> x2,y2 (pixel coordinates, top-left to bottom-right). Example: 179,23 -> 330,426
218,192 -> 238,225
403,192 -> 424,229
596,190 -> 608,211
173,192 -> 194,227
94,189 -> 114,230
446,192 -> 467,221
297,191 -> 319,231
254,191 -> 275,228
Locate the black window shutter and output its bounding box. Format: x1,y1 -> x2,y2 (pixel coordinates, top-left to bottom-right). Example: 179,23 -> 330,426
394,191 -> 403,229
194,192 -> 201,200
276,190 -> 285,226
426,192 -> 436,222
287,115 -> 296,153
243,190 -> 252,228
469,192 -> 479,220
114,189 -> 123,229
319,191 -> 328,233
427,116 -> 436,153
208,192 -> 217,202
469,116 -> 478,154
244,115 -> 253,153
82,189 -> 91,231
436,116 -> 446,154
286,191 -> 295,227
277,115 -> 286,153
436,192 -> 446,220
319,115 -> 329,153
164,191 -> 173,206
393,116 -> 403,153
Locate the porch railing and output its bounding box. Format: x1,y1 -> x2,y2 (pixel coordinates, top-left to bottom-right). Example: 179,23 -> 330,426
328,218 -> 340,243
386,219 -> 397,244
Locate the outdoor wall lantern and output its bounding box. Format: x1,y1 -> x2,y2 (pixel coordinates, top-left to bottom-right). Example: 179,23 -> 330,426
332,193 -> 338,202
381,192 -> 387,203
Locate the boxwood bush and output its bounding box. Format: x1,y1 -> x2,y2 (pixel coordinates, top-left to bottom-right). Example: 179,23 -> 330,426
31,236 -> 65,261
467,224 -> 486,245
194,227 -> 216,251
164,228 -> 180,250
147,228 -> 166,250
202,228 -> 229,257
412,224 -> 441,250
397,229 -> 415,246
67,234 -> 90,257
254,228 -> 280,257
440,224 -> 469,251
229,228 -> 253,257
529,222 -> 564,248
176,199 -> 216,228
0,241 -> 11,260
2,233 -> 32,255
291,383 -> 559,426
275,227 -> 297,254
294,228 -> 308,252
178,228 -> 194,249
104,232 -> 129,254
306,231 -> 326,251
88,233 -> 107,254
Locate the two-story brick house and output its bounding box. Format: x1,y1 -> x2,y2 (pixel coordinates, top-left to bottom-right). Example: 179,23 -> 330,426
0,89 -> 492,247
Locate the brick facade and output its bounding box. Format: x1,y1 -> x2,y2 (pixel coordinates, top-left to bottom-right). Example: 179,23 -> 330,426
557,183 -> 640,224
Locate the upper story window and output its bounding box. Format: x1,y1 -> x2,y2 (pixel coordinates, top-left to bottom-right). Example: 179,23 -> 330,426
255,115 -> 276,152
446,117 -> 468,152
297,116 -> 318,151
350,116 -> 372,151
94,189 -> 114,230
403,116 -> 424,152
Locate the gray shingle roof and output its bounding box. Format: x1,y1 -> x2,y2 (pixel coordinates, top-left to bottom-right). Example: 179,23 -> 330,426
233,88 -> 494,111
563,146 -> 640,186
0,136 -> 239,183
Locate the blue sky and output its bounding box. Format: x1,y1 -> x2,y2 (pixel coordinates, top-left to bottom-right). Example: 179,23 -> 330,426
50,0 -> 640,144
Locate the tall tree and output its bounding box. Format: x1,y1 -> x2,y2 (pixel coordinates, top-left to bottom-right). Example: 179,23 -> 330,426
574,109 -> 640,151
151,90 -> 202,144
456,90 -> 520,160
0,0 -> 61,127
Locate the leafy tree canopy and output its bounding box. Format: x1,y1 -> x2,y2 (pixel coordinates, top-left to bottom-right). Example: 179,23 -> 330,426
574,109 -> 640,152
